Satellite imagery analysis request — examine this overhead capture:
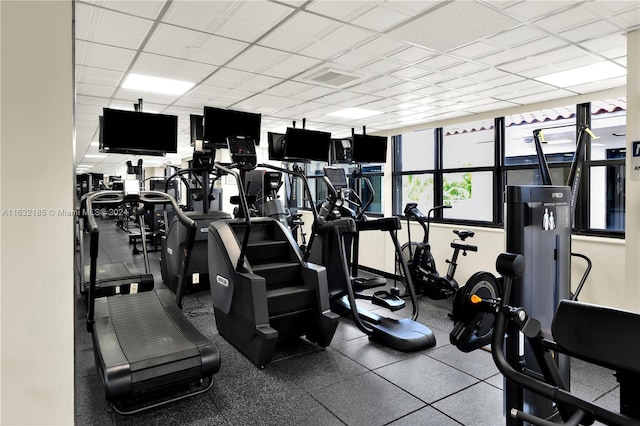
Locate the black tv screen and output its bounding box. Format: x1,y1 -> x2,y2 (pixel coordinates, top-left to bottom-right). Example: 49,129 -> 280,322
268,132 -> 286,161
190,114 -> 203,146
351,134 -> 387,163
100,108 -> 178,156
202,106 -> 261,148
331,138 -> 352,164
284,127 -> 331,162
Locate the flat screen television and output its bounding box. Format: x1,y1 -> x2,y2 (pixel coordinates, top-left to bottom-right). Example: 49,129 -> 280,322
268,132 -> 287,161
202,106 -> 261,148
190,114 -> 204,146
284,127 -> 331,162
100,108 -> 178,156
351,134 -> 387,163
331,138 -> 352,164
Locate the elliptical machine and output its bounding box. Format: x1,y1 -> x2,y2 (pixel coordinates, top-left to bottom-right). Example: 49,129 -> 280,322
311,165 -> 436,351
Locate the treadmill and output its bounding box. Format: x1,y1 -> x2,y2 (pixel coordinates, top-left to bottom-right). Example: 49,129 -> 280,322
85,186 -> 221,414
78,192 -> 154,297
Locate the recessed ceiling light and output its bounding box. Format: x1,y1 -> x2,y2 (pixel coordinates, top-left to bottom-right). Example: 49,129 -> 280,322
535,62 -> 626,87
122,73 -> 195,96
328,108 -> 384,120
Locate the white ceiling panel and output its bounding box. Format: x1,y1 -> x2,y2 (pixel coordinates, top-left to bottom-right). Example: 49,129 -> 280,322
91,0 -> 166,19
266,55 -> 323,79
361,59 -> 404,75
449,42 -> 500,60
389,1 -> 519,52
534,6 -> 601,33
390,67 -> 429,80
304,1 -> 376,22
484,25 -> 544,49
162,1 -> 234,32
508,36 -> 568,58
113,88 -> 180,107
558,20 -> 620,43
226,45 -> 290,74
358,36 -> 408,57
390,46 -> 436,65
503,1 -> 580,21
77,83 -> 116,98
75,41 -> 136,71
258,30 -> 313,53
76,65 -> 123,87
76,4 -> 153,49
288,85 -> 338,101
332,50 -> 379,69
614,7 -> 640,27
132,53 -> 216,82
236,74 -> 281,92
352,5 -> 412,32
277,11 -> 341,39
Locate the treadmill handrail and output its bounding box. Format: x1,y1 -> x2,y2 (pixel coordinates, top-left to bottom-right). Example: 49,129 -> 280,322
85,190 -> 197,331
257,163 -> 319,260
214,162 -> 251,271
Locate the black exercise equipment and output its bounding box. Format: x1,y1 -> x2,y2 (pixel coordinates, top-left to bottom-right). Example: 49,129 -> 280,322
85,188 -> 220,414
311,166 -> 436,351
466,252 -> 640,426
78,192 -> 154,298
208,135 -> 339,367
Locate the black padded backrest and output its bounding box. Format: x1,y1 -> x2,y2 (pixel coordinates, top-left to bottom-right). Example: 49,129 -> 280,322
552,299 -> 640,374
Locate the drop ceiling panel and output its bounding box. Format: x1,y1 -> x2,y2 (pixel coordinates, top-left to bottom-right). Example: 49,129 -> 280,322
214,20 -> 270,43
358,36 -> 408,57
162,1 -> 234,32
278,11 -> 342,39
77,83 -> 116,98
508,36 -> 568,58
76,5 -> 153,49
258,31 -> 313,53
388,1 -> 520,52
132,53 -> 216,82
449,42 -> 499,60
333,50 -> 380,69
504,1 -> 580,21
390,46 -> 436,65
484,26 -> 545,49
75,41 -> 136,72
305,1 -> 376,22
534,7 -> 602,33
145,24 -> 249,65
113,88 -> 180,107
76,66 -> 123,87
558,20 -> 619,43
613,7 -> 640,27
236,74 -> 281,92
91,0 -> 166,19
352,5 -> 412,32
361,59 -> 404,75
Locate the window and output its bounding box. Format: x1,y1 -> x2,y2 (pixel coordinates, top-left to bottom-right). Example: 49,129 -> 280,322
393,129 -> 436,214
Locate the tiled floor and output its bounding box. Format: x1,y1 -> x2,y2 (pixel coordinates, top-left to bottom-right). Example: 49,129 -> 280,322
75,219 -> 621,425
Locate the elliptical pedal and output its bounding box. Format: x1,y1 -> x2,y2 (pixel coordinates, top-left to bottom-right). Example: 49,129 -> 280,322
372,290 -> 405,311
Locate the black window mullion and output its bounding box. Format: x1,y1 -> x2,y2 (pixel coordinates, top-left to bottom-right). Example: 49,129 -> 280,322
434,127 -> 444,216
574,102 -> 591,231
494,117 -> 505,225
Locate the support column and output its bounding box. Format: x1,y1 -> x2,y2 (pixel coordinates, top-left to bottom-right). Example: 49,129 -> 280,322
625,30 -> 640,312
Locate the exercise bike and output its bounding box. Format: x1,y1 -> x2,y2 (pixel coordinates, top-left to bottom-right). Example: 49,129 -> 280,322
399,202 -> 498,299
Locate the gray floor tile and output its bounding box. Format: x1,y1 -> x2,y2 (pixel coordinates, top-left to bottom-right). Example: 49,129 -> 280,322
484,373 -> 504,390
333,334 -> 422,370
432,382 -> 505,426
311,371 -> 425,426
375,353 -> 479,404
388,406 -> 461,425
427,345 -> 499,380
571,358 -> 618,393
272,347 -> 368,392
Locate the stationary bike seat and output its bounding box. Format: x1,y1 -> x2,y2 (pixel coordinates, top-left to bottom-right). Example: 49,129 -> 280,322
453,230 -> 474,240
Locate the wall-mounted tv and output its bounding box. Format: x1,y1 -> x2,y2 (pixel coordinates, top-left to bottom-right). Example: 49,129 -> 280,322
190,114 -> 203,146
100,108 -> 178,156
284,127 -> 331,162
268,132 -> 286,161
202,106 -> 261,148
351,134 -> 387,163
331,138 -> 352,164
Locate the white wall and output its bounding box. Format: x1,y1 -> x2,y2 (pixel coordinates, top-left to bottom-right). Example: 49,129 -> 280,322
0,1 -> 74,424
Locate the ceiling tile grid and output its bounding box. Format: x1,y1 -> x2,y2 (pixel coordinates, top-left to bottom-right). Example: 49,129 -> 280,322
73,0 -> 637,173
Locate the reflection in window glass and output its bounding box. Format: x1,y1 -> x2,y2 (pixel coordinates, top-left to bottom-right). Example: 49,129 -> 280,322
400,174 -> 434,213
443,120 -> 494,168
590,99 -> 626,161
398,129 -> 435,171
590,165 -> 625,231
442,171 -> 492,221
505,105 -> 576,167
505,168 -> 569,187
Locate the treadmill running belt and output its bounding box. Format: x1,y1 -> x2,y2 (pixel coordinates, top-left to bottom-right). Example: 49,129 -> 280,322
106,292 -> 199,369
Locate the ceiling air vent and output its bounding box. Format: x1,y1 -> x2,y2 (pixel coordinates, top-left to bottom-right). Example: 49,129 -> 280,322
308,68 -> 361,88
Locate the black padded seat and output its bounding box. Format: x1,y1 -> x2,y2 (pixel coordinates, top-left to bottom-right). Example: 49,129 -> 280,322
93,289 -> 220,401
552,299 -> 640,374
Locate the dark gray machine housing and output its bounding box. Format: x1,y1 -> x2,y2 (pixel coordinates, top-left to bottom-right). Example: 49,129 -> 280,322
162,210 -> 231,294
208,216 -> 338,367
505,185 -> 572,424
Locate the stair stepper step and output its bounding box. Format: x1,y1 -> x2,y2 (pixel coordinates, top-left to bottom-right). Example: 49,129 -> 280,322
267,285 -> 315,317
245,240 -> 290,264
251,262 -> 301,288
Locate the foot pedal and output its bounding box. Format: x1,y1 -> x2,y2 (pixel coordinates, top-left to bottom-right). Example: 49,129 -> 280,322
372,290 -> 405,311
352,277 -> 386,291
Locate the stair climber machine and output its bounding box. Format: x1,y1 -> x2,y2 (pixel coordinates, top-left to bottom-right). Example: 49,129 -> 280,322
449,126 -> 595,425
206,118 -> 339,368
311,165 -> 436,351
161,134 -> 231,297
84,183 -> 220,414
